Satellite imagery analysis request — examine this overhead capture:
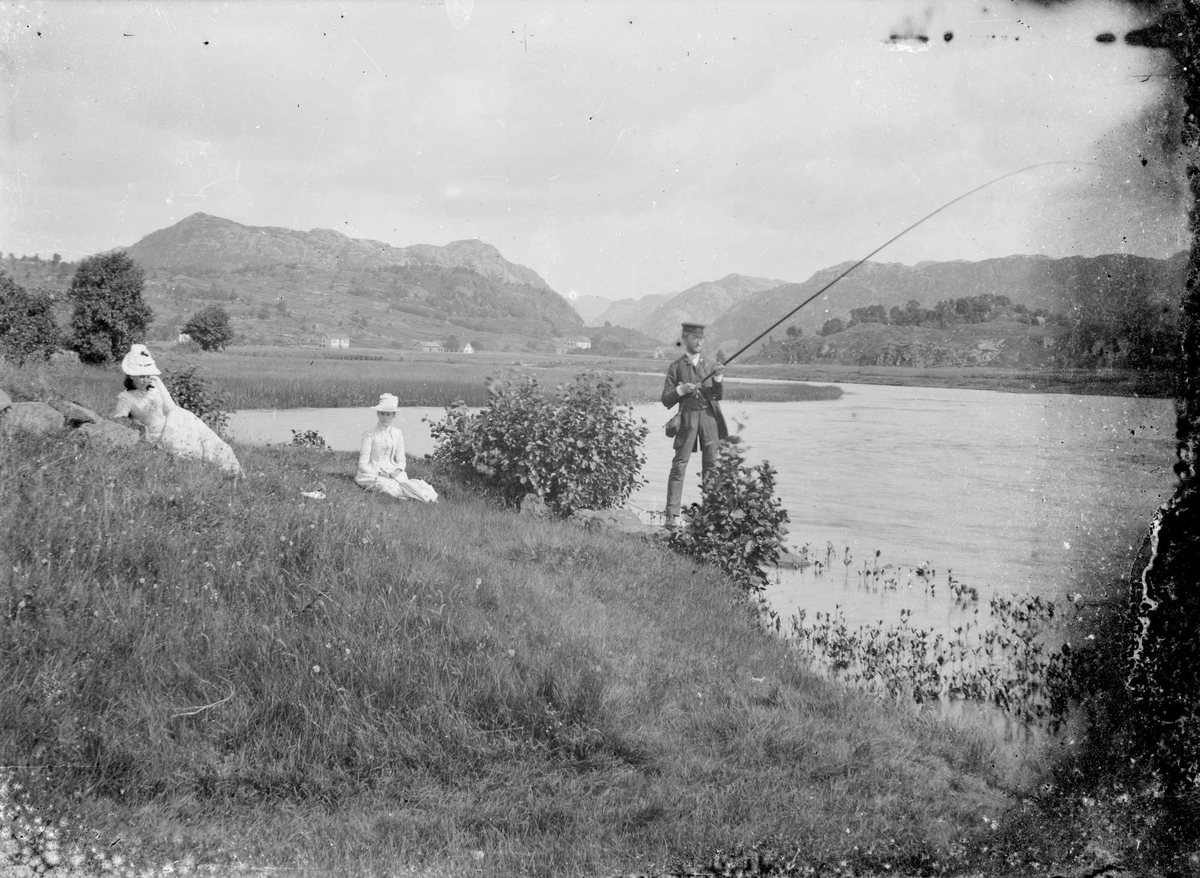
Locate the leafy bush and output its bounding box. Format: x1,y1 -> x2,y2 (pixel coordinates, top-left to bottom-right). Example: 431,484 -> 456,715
163,367 -> 234,434
68,251 -> 153,364
667,437 -> 790,592
290,428 -> 329,450
182,305 -> 235,351
0,274 -> 62,365
427,371 -> 648,516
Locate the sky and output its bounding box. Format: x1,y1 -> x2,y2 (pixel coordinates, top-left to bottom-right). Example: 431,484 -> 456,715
0,0 -> 1189,303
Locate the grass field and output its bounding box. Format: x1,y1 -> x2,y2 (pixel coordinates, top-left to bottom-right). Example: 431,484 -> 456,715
0,356 -> 1182,877
37,345 -> 843,411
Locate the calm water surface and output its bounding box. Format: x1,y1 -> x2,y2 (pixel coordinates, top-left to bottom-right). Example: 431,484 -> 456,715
228,383 -> 1176,633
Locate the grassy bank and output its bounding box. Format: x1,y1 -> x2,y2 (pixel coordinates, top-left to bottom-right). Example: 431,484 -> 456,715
0,360 -> 1171,877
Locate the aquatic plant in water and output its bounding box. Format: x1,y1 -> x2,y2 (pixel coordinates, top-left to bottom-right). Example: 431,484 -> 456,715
789,550 -> 1081,729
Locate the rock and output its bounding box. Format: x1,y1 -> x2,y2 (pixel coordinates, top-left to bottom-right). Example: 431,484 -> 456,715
519,494 -> 551,518
0,401 -> 65,435
49,349 -> 80,364
776,549 -> 808,569
0,388 -> 11,412
75,420 -> 141,450
569,508 -> 661,540
48,400 -> 102,426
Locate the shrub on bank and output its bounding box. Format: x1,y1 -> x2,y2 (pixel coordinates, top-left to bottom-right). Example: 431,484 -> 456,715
667,437 -> 789,591
163,366 -> 234,433
427,370 -> 648,516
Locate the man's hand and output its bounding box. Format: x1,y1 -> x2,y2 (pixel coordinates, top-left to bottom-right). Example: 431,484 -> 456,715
679,382 -> 698,395
712,363 -> 725,376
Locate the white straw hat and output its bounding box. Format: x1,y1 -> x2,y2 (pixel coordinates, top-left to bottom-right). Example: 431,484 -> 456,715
373,393 -> 400,412
120,344 -> 161,376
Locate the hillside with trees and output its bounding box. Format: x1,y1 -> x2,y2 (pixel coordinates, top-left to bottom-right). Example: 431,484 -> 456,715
120,213 -> 583,350
704,252 -> 1186,361
752,283 -> 1179,380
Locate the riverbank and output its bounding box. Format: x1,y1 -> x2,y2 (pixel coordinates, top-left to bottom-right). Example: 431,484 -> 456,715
735,362 -> 1175,398
0,360 -> 1177,877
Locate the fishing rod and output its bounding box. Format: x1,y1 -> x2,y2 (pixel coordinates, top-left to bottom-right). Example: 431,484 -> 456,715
702,160 -> 1088,379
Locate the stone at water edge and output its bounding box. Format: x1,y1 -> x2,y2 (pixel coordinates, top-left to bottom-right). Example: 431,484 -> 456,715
0,389 -> 11,413
0,401 -> 66,435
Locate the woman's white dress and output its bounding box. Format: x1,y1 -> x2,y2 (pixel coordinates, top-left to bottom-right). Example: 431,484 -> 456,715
112,378 -> 243,477
356,425 -> 438,502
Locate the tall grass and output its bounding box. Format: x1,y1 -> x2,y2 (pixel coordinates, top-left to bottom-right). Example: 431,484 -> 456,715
13,348 -> 841,411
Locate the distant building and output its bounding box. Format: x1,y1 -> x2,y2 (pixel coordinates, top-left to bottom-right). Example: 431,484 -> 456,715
461,342 -> 474,354
653,346 -> 664,359
418,340 -> 445,353
552,336 -> 591,354
323,336 -> 350,349
178,333 -> 192,344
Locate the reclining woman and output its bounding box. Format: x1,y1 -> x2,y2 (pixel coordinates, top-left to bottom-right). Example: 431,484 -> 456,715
112,344 -> 244,478
356,393 -> 438,502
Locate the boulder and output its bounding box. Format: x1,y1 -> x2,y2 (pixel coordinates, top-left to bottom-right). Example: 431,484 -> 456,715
776,549 -> 809,569
75,420 -> 141,450
569,507 -> 661,539
0,401 -> 65,435
0,389 -> 11,412
518,494 -> 550,518
49,400 -> 102,426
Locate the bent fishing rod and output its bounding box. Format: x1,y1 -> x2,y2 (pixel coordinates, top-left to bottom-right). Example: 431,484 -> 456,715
701,160 -> 1087,381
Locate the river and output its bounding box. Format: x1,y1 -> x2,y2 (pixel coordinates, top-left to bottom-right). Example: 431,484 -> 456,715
227,383 -> 1177,635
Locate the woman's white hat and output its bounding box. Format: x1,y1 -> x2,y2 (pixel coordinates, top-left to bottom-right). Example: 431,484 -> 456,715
121,344 -> 161,376
373,393 -> 400,412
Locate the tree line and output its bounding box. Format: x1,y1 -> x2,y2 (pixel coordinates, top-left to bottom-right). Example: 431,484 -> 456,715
808,293 -> 1058,337
763,289 -> 1178,372
0,251 -> 234,365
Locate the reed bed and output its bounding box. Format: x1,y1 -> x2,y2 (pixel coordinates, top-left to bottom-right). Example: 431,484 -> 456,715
26,347 -> 841,411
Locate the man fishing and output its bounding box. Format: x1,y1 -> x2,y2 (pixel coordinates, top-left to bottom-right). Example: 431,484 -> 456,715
662,322 -> 728,530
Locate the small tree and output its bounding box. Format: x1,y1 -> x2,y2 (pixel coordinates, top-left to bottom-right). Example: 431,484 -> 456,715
667,437 -> 790,592
163,367 -> 233,433
68,251 -> 152,364
427,371 -> 648,516
182,305 -> 235,351
818,317 -> 846,337
0,273 -> 62,365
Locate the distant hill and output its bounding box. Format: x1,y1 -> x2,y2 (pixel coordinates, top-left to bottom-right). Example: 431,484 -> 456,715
631,274 -> 792,344
583,324 -> 667,356
707,253 -> 1188,356
565,292 -> 616,325
122,213 -> 583,349
594,293 -> 673,335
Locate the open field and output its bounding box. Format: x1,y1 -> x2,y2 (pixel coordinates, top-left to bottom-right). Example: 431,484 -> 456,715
35,345 -> 844,411
0,358 -> 1181,877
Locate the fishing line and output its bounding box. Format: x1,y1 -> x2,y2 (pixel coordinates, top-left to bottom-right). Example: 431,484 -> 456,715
702,159 -> 1096,378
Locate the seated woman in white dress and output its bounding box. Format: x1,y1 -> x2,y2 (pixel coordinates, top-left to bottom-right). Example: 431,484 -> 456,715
355,393 -> 438,503
111,344 -> 244,478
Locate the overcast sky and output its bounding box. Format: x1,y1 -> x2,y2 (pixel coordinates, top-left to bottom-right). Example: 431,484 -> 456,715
0,0 -> 1188,302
